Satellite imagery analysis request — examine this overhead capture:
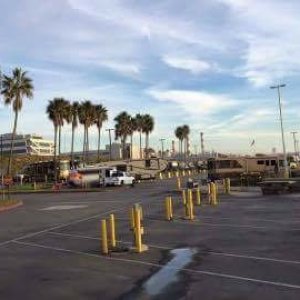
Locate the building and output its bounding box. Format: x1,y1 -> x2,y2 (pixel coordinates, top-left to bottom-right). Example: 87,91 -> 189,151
106,143 -> 141,160
0,133 -> 54,156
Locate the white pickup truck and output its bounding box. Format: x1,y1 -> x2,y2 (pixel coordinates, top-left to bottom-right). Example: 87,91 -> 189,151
102,170 -> 135,187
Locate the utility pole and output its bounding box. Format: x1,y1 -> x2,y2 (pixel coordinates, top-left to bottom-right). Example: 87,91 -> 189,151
159,138 -> 165,159
270,84 -> 288,178
106,129 -> 114,161
291,131 -> 298,156
200,132 -> 204,156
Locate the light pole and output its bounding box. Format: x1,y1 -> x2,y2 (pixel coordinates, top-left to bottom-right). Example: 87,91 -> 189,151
106,129 -> 114,161
159,138 -> 165,159
270,84 -> 289,178
291,131 -> 298,156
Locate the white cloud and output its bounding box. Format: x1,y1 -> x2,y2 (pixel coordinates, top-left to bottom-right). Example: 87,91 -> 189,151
98,61 -> 141,76
162,56 -> 212,74
147,89 -> 236,116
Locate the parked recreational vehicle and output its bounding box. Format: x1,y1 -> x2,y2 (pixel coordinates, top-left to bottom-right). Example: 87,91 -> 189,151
68,166 -> 134,187
207,156 -> 285,180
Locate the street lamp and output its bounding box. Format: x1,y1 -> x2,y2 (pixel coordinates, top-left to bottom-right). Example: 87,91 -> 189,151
270,84 -> 289,178
106,128 -> 114,161
159,138 -> 165,159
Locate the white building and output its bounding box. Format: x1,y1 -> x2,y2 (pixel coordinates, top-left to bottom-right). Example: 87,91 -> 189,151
105,143 -> 141,160
0,133 -> 54,156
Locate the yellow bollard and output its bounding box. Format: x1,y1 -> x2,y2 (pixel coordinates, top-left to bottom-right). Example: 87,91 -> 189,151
159,173 -> 163,180
207,183 -> 211,204
165,196 -> 173,221
133,207 -> 148,253
165,197 -> 171,221
210,183 -> 217,206
188,170 -> 191,176
168,172 -> 171,179
182,170 -> 186,176
130,207 -> 135,230
109,214 -> 116,248
188,189 -> 193,205
182,189 -> 187,205
195,188 -> 201,206
101,219 -> 109,255
176,171 -> 179,177
177,177 -> 181,190
169,196 -> 173,220
188,196 -> 194,220
224,178 -> 231,194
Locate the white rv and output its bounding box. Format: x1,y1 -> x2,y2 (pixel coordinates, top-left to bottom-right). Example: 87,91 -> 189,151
68,166 -> 134,187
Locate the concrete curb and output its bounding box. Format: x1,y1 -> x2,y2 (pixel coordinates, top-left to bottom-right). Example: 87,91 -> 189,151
0,200 -> 23,213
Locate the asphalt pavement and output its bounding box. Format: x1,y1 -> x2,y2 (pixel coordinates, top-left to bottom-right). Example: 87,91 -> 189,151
0,178 -> 299,299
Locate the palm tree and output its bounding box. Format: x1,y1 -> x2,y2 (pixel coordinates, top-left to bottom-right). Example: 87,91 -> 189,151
1,68 -> 33,175
53,98 -> 69,157
135,113 -> 144,159
182,124 -> 190,158
114,112 -> 131,159
142,114 -> 154,159
94,104 -> 108,162
64,101 -> 79,166
175,126 -> 184,158
78,101 -> 96,163
46,100 -> 60,181
128,116 -> 137,160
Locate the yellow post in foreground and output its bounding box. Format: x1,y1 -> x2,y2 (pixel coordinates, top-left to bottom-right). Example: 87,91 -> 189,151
188,189 -> 193,205
109,214 -> 116,248
195,188 -> 201,206
224,178 -> 231,194
210,183 -> 217,206
187,195 -> 194,220
133,206 -> 148,253
177,177 -> 181,190
101,219 -> 109,255
207,183 -> 211,204
159,173 -> 163,180
182,189 -> 187,205
130,207 -> 135,230
168,172 -> 171,179
165,196 -> 173,221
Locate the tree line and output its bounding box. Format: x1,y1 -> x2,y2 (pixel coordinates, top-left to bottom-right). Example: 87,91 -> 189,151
0,67 -> 155,176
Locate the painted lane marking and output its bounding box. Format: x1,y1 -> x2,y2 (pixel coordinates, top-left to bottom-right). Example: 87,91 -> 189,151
40,205 -> 88,211
12,240 -> 300,290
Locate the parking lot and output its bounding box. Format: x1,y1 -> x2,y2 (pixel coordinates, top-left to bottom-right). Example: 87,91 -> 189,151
0,178 -> 300,299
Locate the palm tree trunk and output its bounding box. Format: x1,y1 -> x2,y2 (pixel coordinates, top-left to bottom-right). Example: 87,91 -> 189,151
145,133 -> 149,159
139,131 -> 142,159
97,127 -> 101,162
82,126 -> 86,163
71,124 -> 75,167
86,127 -> 89,163
7,110 -> 19,175
130,134 -> 133,160
53,125 -> 58,182
58,125 -> 61,157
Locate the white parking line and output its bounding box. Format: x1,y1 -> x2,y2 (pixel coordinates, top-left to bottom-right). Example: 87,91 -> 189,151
0,207 -> 124,247
47,231 -> 300,266
12,240 -> 300,290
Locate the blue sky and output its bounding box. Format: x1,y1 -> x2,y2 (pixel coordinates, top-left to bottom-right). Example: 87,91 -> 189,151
1,0 -> 300,154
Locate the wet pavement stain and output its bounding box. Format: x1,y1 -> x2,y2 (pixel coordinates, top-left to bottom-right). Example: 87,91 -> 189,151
120,248 -> 197,299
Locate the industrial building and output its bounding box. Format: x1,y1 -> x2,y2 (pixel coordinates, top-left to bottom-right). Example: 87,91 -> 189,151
0,133 -> 54,157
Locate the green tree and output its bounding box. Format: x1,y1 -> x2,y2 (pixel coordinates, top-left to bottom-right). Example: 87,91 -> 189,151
175,126 -> 184,158
129,116 -> 137,160
135,113 -> 144,159
94,104 -> 108,162
182,124 -> 190,158
142,114 -> 154,159
46,100 -> 61,181
78,101 -> 96,163
114,111 -> 131,159
1,68 -> 33,175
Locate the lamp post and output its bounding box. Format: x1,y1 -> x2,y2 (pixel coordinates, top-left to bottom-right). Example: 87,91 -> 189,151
106,128 -> 114,161
159,138 -> 165,159
270,84 -> 289,178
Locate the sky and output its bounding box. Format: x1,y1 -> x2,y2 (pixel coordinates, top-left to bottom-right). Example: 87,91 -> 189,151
1,0 -> 300,154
